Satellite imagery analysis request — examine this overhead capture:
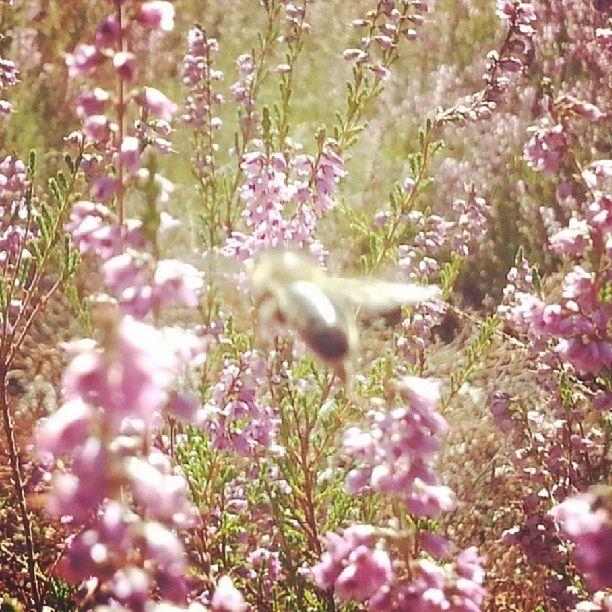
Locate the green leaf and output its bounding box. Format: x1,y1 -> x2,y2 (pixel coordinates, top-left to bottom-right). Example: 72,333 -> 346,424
28,150 -> 37,173
48,177 -> 62,205
57,170 -> 69,191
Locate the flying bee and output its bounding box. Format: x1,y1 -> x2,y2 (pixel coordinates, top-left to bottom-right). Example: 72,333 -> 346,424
248,250 -> 442,381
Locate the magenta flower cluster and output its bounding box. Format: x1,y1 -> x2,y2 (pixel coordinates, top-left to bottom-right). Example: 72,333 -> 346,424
224,141 -> 345,260
343,376 -> 455,517
0,52 -> 19,115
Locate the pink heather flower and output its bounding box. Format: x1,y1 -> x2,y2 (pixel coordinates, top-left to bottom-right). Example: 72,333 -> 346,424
136,87 -> 178,121
551,492 -> 612,591
76,88 -> 110,118
313,142 -> 346,212
0,56 -> 19,91
36,398 -> 93,457
371,547 -> 486,611
167,392 -> 199,422
524,124 -> 567,174
95,14 -> 121,50
559,96 -> 604,123
91,175 -> 119,203
65,200 -> 122,257
111,568 -> 150,609
154,259 -> 203,308
419,532 -> 452,559
48,437 -> 108,521
120,136 -> 141,170
343,377 -> 453,516
66,43 -> 105,77
102,254 -> 203,317
113,51 -> 136,81
373,210 -> 391,228
196,352 -> 280,456
83,114 -> 112,142
211,576 -> 246,612
61,317 -> 186,427
343,48 -> 368,62
555,337 -> 612,377
549,218 -> 591,256
335,546 -> 393,601
0,99 -> 12,115
312,525 -> 376,589
125,457 -> 196,527
137,1 -> 175,32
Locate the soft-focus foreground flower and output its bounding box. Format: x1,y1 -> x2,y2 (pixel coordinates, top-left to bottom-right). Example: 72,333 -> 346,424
370,547 -> 486,611
312,525 -> 393,603
37,307 -> 205,601
550,490 -> 612,592
211,576 -> 246,612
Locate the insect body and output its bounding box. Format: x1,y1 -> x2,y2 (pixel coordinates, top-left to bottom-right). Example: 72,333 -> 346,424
249,250 -> 441,381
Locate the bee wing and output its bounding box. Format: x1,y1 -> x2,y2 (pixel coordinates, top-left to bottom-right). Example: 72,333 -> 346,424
325,277 -> 442,312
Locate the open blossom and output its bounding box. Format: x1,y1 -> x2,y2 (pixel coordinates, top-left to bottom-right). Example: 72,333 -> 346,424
523,124 -> 567,174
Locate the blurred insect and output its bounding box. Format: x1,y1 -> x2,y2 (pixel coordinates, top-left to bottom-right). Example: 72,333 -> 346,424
248,250 -> 442,381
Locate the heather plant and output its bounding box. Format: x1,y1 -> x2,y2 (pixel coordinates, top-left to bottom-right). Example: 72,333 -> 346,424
0,0 -> 610,611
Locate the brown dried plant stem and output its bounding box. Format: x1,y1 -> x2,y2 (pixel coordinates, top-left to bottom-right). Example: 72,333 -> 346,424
0,375 -> 41,610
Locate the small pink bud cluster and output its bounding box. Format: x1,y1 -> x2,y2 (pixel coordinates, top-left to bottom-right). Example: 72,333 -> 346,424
246,547 -> 282,600
65,201 -> 144,259
399,188 -> 490,279
0,155 -> 28,219
503,493 -> 565,568
0,155 -> 33,322
488,2 -> 536,104
224,141 -> 345,259
280,2 -> 311,38
195,351 -> 281,457
501,170 -> 611,377
313,526 -> 485,610
102,250 -> 203,318
183,26 -> 223,131
67,2 -> 175,78
0,54 -> 19,115
66,2 -> 177,203
488,391 -> 515,432
345,1 -> 430,81
230,53 -> 257,131
523,123 -> 568,174
343,377 -> 455,517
